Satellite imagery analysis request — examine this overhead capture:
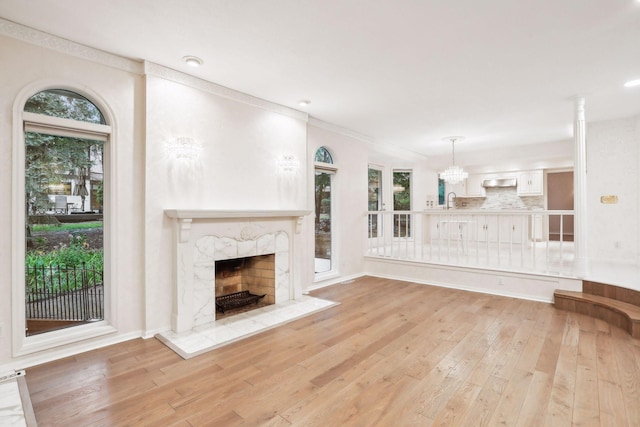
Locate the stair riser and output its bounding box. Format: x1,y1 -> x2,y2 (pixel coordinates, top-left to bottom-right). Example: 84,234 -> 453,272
583,281 -> 640,308
555,295 -> 640,338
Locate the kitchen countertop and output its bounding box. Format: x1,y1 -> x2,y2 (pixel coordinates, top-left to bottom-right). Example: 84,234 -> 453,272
420,209 -> 556,214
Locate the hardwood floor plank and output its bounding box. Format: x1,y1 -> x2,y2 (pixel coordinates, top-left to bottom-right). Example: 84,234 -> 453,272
488,368 -> 535,426
543,343 -> 578,426
23,277 -> 640,426
596,331 -> 629,426
278,352 -> 387,425
456,374 -> 507,426
314,365 -> 416,426
186,409 -> 244,427
611,327 -> 640,425
598,380 -> 629,427
404,324 -> 472,380
573,330 -> 600,426
535,310 -> 567,375
226,364 -> 317,425
168,364 -> 261,408
491,318 -> 537,380
516,370 -> 553,427
466,316 -> 519,387
309,320 -> 417,387
430,380 -> 482,426
370,376 -> 436,427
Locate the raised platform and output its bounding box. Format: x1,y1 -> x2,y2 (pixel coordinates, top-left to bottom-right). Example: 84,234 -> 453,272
554,280 -> 640,338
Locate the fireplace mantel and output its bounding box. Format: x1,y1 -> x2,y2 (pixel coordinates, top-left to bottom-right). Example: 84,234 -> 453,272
165,210 -> 311,242
164,209 -> 311,220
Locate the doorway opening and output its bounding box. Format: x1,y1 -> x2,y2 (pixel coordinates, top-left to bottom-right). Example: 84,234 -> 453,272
547,171 -> 574,242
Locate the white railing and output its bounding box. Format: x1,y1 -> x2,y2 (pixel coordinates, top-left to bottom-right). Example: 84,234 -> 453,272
366,210 -> 575,275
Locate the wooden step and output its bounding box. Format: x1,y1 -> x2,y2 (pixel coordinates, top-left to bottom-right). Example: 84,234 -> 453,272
554,290 -> 640,338
582,280 -> 640,308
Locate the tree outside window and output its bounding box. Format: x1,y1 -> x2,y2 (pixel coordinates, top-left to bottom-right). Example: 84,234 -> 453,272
393,170 -> 411,237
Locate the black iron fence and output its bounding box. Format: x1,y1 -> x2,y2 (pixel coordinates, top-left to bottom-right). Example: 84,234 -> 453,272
26,263 -> 103,321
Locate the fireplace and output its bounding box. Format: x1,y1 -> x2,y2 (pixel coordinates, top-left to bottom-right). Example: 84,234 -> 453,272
164,209 -> 310,333
215,254 -> 275,316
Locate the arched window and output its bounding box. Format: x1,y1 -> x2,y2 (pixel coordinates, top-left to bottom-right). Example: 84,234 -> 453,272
24,89 -> 106,124
314,147 -> 336,276
20,88 -> 110,341
314,146 -> 333,164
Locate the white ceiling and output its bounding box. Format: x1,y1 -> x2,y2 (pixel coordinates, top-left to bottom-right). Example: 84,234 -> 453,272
1,0 -> 639,163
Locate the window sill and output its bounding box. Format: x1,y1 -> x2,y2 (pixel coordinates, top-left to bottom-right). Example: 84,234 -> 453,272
14,321 -> 116,357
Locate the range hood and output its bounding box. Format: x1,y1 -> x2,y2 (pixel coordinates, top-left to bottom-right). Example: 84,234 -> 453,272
482,178 -> 517,188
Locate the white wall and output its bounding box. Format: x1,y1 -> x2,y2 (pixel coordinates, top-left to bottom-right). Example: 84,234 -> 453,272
587,115 -> 640,264
143,71 -> 309,333
0,35 -> 144,370
306,124 -> 369,288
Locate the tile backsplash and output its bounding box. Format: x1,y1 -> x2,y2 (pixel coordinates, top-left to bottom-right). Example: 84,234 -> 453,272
454,187 -> 544,210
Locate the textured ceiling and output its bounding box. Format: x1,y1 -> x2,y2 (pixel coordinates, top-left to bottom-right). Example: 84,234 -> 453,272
1,0 -> 639,164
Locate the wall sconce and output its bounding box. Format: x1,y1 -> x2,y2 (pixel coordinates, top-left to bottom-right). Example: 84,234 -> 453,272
278,154 -> 300,175
167,137 -> 202,161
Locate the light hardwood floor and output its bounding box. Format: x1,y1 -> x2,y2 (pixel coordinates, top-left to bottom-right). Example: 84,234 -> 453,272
26,277 -> 640,426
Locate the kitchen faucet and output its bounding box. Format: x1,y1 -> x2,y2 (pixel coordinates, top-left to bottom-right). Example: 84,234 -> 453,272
446,192 -> 456,210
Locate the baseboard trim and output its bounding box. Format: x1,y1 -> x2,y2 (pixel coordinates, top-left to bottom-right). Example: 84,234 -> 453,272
365,271 -> 555,303
306,272 -> 366,293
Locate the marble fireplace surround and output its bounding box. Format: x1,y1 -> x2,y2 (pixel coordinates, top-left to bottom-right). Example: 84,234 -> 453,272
164,209 -> 310,333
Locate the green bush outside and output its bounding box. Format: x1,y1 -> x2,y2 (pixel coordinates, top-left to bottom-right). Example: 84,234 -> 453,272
26,233 -> 103,293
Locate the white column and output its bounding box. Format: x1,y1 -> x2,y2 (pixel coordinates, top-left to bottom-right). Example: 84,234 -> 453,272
172,218 -> 194,333
573,97 -> 588,268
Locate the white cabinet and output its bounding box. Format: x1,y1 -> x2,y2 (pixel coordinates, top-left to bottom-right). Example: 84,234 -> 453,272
447,174 -> 486,198
473,215 -> 527,243
498,215 -> 525,244
517,170 -> 543,196
474,215 -> 498,242
445,181 -> 465,196
465,174 -> 486,197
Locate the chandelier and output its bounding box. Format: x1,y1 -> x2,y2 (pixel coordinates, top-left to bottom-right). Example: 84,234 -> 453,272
439,136 -> 468,184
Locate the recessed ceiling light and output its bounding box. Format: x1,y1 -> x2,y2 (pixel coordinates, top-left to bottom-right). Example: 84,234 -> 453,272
183,56 -> 203,67
298,100 -> 311,107
624,79 -> 640,88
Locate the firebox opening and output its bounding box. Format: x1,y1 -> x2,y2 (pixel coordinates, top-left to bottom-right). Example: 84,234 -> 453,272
215,253 -> 276,318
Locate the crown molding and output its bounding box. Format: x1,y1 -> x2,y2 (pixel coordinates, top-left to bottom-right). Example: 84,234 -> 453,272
0,18 -> 143,74
307,117 -> 373,143
144,62 -> 308,122
308,116 -> 430,161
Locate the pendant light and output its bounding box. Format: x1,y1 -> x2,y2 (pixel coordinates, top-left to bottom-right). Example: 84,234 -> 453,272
439,136 -> 468,184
